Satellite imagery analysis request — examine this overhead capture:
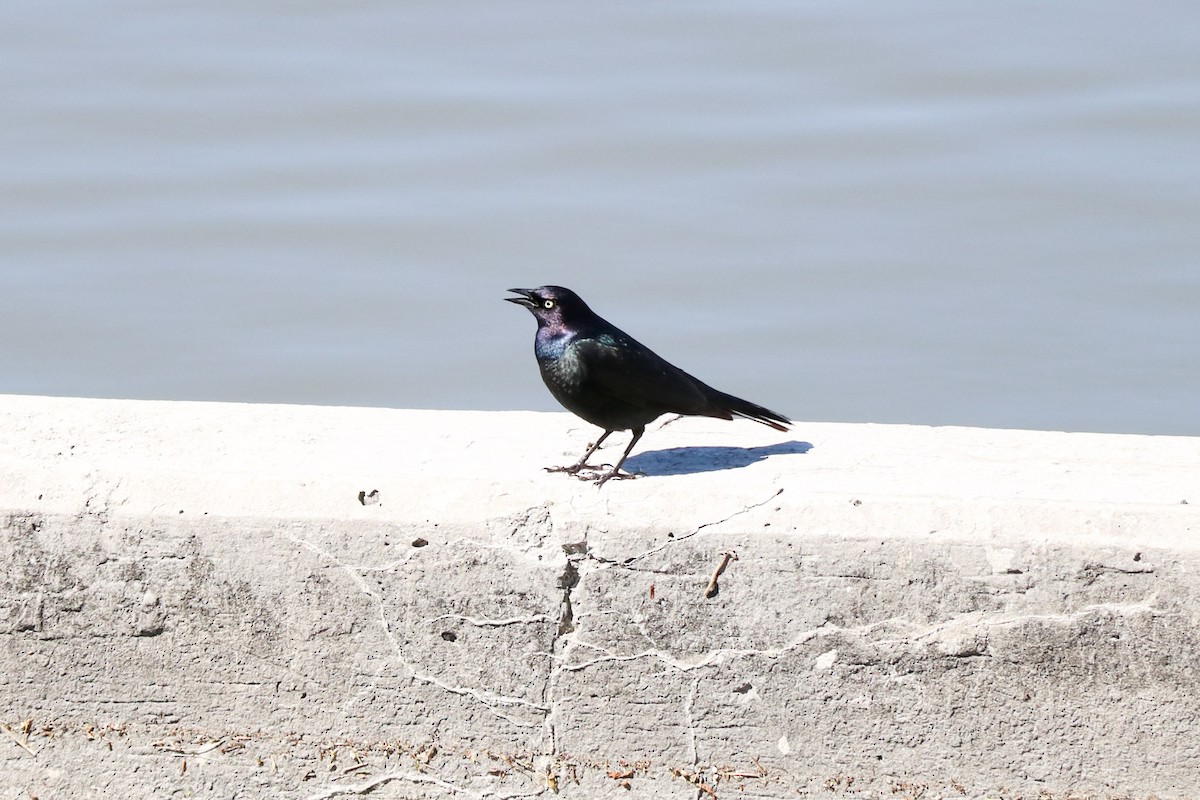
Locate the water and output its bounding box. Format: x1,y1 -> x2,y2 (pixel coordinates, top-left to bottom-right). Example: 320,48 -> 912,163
3,1 -> 1198,435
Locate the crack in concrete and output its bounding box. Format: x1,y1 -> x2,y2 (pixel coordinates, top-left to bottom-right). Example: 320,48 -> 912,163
542,533 -> 585,759
305,769 -> 482,799
604,488 -> 784,569
557,627 -> 825,674
429,613 -> 554,628
307,769 -> 551,799
986,601 -> 1162,627
285,531 -> 549,728
553,599 -> 1166,679
1078,562 -> 1157,586
684,675 -> 700,768
284,492 -> 1163,784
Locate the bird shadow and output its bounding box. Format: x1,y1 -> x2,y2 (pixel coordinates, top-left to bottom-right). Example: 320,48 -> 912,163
623,440 -> 813,477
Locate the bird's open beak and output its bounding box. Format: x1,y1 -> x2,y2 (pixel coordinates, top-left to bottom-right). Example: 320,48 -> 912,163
505,288 -> 537,308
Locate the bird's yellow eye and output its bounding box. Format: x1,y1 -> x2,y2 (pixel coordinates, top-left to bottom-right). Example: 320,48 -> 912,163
543,299 -> 555,309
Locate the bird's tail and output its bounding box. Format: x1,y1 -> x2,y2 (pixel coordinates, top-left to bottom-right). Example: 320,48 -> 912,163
712,390 -> 791,432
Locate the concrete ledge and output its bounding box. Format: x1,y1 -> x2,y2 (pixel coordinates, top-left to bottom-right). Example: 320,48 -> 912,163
1,394 -> 1197,798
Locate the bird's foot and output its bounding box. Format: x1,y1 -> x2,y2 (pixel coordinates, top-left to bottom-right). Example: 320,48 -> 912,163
588,467 -> 641,488
544,461 -> 599,476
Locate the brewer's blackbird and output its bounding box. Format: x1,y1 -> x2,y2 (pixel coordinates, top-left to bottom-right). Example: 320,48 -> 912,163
506,286 -> 790,486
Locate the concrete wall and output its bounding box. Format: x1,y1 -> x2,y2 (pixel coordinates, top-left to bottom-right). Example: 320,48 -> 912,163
1,394 -> 1197,799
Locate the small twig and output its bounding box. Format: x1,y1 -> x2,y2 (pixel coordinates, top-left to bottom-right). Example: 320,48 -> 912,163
332,763 -> 372,780
158,739 -> 225,757
704,550 -> 738,598
670,767 -> 718,798
0,722 -> 36,757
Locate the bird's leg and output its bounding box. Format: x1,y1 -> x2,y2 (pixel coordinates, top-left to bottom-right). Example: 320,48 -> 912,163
546,429 -> 612,475
593,426 -> 645,488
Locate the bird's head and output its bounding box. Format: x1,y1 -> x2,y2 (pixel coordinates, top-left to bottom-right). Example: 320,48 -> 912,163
505,286 -> 594,330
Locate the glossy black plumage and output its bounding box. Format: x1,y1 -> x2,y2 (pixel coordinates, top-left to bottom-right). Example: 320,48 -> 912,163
506,286 -> 790,486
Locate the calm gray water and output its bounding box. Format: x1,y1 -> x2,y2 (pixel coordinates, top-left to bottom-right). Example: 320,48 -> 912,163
4,2 -> 1198,435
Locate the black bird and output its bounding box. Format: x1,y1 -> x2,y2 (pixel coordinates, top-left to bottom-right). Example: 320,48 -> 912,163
506,286 -> 790,486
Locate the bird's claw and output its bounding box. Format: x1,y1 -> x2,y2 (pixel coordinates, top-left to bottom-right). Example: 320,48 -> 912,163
544,462 -> 598,476
546,461 -> 639,487
585,468 -> 640,488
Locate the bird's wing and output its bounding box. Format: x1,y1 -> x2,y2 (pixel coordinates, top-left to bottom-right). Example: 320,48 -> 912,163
570,334 -> 718,416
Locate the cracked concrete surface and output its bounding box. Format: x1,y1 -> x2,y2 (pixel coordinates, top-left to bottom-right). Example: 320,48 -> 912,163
1,395 -> 1199,798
